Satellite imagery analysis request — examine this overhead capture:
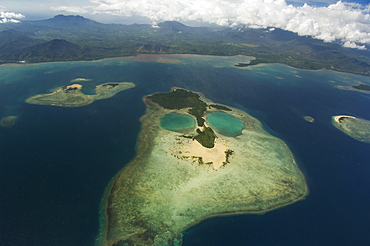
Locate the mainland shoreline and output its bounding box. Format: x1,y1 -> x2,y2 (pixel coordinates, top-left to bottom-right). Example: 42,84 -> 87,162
1,54 -> 369,78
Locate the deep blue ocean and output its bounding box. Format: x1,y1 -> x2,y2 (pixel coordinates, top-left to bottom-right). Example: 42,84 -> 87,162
0,56 -> 369,246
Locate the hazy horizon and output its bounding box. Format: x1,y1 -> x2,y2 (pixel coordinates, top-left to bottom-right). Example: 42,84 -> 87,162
2,0 -> 370,50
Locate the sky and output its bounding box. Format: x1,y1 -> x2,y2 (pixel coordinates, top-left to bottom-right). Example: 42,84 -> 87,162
1,0 -> 370,49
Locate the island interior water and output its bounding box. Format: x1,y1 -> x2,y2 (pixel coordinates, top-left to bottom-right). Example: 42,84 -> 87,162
206,111 -> 244,136
0,56 -> 370,246
79,82 -> 97,95
160,113 -> 196,131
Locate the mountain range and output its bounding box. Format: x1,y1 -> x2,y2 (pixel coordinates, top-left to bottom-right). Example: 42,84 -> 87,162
0,14 -> 369,76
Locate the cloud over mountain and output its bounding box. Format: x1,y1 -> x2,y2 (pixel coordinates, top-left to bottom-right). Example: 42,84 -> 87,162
52,0 -> 370,49
0,6 -> 25,23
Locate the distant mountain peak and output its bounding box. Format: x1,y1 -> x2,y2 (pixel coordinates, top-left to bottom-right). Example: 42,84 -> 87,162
159,21 -> 186,26
157,21 -> 189,33
46,14 -> 97,24
51,15 -> 90,21
29,14 -> 100,27
158,21 -> 187,28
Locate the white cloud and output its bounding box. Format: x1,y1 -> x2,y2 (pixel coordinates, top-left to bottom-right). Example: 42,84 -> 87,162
50,6 -> 88,14
51,0 -> 370,49
0,7 -> 25,23
343,41 -> 366,49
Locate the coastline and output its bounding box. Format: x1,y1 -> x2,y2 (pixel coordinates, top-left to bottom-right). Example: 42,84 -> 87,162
0,54 -> 254,67
333,115 -> 356,123
96,109 -> 155,246
332,115 -> 370,143
336,85 -> 370,94
99,89 -> 308,245
1,54 -> 369,77
1,41 -> 369,246
25,82 -> 135,107
96,172 -> 121,246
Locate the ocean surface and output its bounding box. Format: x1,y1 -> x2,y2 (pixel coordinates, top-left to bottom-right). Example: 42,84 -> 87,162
0,55 -> 369,246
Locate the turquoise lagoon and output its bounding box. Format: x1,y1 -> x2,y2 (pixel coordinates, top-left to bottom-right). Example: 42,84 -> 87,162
206,112 -> 244,136
0,55 -> 370,245
160,113 -> 196,131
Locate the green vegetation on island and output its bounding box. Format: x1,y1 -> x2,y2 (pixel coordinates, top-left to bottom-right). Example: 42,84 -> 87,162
332,115 -> 370,143
224,149 -> 234,164
194,126 -> 217,148
25,82 -> 135,107
98,89 -> 308,246
0,15 -> 370,76
149,88 -> 220,148
352,84 -> 370,91
148,88 -> 207,126
234,59 -> 262,67
209,104 -> 232,111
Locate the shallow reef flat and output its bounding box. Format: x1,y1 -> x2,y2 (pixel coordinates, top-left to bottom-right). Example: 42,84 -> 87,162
125,54 -> 255,68
25,82 -> 135,107
99,89 -> 308,246
332,115 -> 370,143
0,115 -> 18,127
336,83 -> 370,94
303,116 -> 315,123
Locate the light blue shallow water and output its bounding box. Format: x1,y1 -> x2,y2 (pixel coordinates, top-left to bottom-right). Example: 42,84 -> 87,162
1,56 -> 370,246
206,112 -> 244,136
160,113 -> 196,131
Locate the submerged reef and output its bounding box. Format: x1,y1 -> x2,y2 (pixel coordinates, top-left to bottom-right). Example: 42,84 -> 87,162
304,116 -> 315,123
0,115 -> 18,127
98,88 -> 308,246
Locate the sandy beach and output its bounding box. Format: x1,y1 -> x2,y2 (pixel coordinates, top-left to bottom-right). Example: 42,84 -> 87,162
25,82 -> 135,107
332,115 -> 370,143
98,89 -> 308,246
333,115 -> 356,123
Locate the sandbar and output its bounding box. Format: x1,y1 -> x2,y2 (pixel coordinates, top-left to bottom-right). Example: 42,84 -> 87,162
332,115 -> 370,143
336,84 -> 370,94
25,82 -> 135,107
98,88 -> 308,246
304,116 -> 315,123
70,78 -> 93,83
